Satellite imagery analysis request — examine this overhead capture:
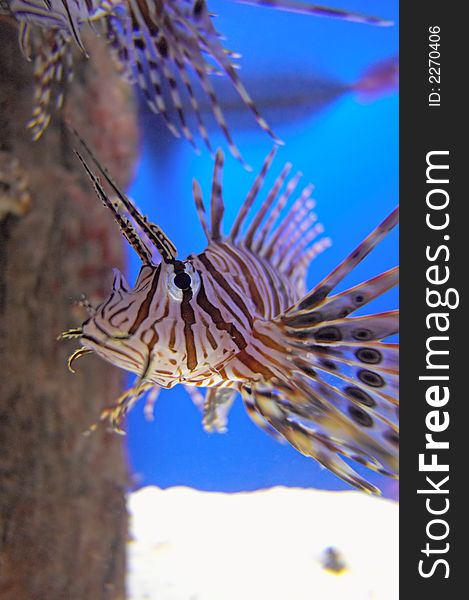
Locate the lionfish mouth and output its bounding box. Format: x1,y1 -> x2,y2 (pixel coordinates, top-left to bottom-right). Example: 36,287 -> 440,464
59,325 -> 150,378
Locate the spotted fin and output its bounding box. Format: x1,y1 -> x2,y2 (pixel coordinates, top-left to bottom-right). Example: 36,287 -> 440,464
243,383 -> 385,494
289,208 -> 399,314
290,267 -> 399,324
248,209 -> 399,492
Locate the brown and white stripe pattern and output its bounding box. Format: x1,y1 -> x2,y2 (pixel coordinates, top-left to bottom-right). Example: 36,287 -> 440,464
62,141 -> 399,493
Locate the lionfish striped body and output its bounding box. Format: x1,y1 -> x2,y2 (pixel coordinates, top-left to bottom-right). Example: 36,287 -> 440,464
62,136 -> 399,494
4,0 -> 392,161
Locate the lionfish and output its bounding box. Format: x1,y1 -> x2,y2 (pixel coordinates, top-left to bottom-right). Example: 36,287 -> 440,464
61,135 -> 399,494
3,0 -> 392,163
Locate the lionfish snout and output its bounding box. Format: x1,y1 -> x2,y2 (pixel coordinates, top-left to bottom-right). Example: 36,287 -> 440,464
62,269 -> 147,376
78,310 -> 143,376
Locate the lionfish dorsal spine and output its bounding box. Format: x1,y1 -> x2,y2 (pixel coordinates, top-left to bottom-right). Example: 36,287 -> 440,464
243,162 -> 293,249
252,169 -> 304,253
193,147 -> 331,287
228,147 -> 278,242
209,150 -> 225,242
192,178 -> 211,242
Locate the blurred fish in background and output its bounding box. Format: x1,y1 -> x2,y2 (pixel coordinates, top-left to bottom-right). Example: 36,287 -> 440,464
139,53 -> 399,159
2,0 -> 393,164
354,54 -> 398,101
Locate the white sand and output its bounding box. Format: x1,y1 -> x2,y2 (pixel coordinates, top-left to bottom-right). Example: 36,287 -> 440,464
127,486 -> 398,600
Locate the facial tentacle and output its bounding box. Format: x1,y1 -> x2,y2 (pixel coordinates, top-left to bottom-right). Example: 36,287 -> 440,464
71,127 -> 177,263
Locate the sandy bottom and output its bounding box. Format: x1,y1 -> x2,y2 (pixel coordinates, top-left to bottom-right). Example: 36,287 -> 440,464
127,486 -> 398,600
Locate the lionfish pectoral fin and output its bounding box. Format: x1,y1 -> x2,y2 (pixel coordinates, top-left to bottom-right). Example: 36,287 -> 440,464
247,209 -> 399,491
240,386 -> 286,442
286,424 -> 383,495
244,382 -> 384,493
278,417 -> 382,494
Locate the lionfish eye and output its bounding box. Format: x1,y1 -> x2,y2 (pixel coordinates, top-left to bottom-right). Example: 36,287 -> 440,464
168,266 -> 200,301
173,272 -> 192,290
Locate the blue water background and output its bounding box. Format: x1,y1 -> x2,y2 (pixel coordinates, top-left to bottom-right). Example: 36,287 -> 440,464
126,0 -> 399,495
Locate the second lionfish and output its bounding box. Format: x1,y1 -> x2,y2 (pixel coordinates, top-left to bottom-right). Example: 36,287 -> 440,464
62,137 -> 399,494
3,0 -> 392,163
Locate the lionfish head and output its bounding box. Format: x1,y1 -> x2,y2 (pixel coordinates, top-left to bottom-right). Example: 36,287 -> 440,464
73,256 -> 201,375
78,266 -> 159,376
